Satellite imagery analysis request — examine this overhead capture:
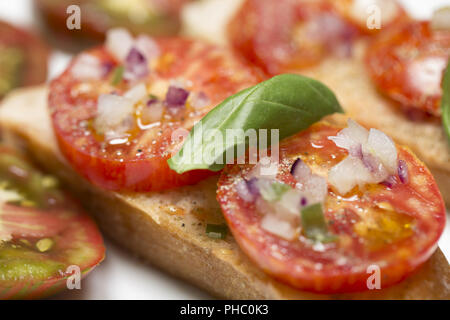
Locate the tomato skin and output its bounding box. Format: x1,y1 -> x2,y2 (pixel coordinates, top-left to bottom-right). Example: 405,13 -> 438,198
0,199 -> 105,300
49,39 -> 263,192
35,0 -> 190,48
228,0 -> 361,75
54,129 -> 215,191
0,21 -> 48,98
330,0 -> 409,35
217,122 -> 445,293
0,148 -> 105,299
365,21 -> 450,117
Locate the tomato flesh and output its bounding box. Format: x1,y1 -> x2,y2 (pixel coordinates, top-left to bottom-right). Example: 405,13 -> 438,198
217,122 -> 445,293
36,0 -> 190,47
0,21 -> 48,99
0,148 -> 105,299
366,21 -> 450,117
228,0 -> 362,75
49,38 -> 263,191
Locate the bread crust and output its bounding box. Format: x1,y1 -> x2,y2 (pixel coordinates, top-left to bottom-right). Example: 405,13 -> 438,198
0,86 -> 448,299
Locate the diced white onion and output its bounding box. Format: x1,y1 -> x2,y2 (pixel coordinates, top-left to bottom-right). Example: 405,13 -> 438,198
328,119 -> 398,194
364,128 -> 397,174
301,174 -> 328,204
275,189 -> 303,222
431,7 -> 450,30
328,119 -> 368,154
141,101 -> 164,124
94,94 -> 134,135
260,214 -> 297,241
291,159 -> 328,205
105,28 -> 134,62
328,156 -> 373,195
71,54 -> 104,80
134,35 -> 160,60
124,83 -> 148,105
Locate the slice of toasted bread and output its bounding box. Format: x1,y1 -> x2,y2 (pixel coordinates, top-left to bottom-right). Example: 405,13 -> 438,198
0,86 -> 448,299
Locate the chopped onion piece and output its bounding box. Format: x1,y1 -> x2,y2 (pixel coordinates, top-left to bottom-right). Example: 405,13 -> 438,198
191,92 -> 210,109
94,94 -> 134,135
124,47 -> 148,81
71,54 -> 104,80
364,128 -> 397,174
290,158 -> 310,180
328,119 -> 398,194
165,85 -> 190,109
328,119 -> 368,157
105,28 -> 134,62
236,180 -> 255,203
124,83 -> 148,105
260,214 -> 296,240
134,35 -> 160,60
141,101 -> 164,124
328,156 -> 373,194
290,158 -> 328,204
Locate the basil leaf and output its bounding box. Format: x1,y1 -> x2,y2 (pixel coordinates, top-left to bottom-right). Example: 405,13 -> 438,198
300,203 -> 336,243
442,62 -> 450,143
168,74 -> 343,173
111,66 -> 124,85
259,181 -> 291,202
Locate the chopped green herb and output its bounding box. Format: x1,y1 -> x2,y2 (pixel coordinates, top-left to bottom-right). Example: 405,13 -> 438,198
206,224 -> 228,239
301,203 -> 337,243
111,66 -> 124,85
260,182 -> 291,202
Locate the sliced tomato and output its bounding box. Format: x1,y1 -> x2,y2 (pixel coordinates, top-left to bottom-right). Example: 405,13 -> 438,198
0,21 -> 48,98
365,21 -> 450,117
35,0 -> 190,49
49,38 -> 263,191
228,0 -> 361,75
0,148 -> 105,299
217,122 -> 445,293
330,0 -> 409,34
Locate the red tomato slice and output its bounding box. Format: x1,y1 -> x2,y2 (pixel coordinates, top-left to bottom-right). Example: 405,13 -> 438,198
365,21 -> 450,117
228,0 -> 361,75
217,122 -> 445,293
49,38 -> 263,191
35,0 -> 191,46
330,0 -> 409,34
0,20 -> 48,98
0,149 -> 105,299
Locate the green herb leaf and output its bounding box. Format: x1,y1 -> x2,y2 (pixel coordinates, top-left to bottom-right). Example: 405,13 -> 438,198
111,66 -> 124,86
259,181 -> 291,202
300,203 -> 336,243
206,224 -> 228,239
441,62 -> 450,143
168,74 -> 343,173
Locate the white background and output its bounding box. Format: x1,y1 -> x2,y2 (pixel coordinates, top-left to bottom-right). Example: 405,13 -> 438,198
0,0 -> 448,299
